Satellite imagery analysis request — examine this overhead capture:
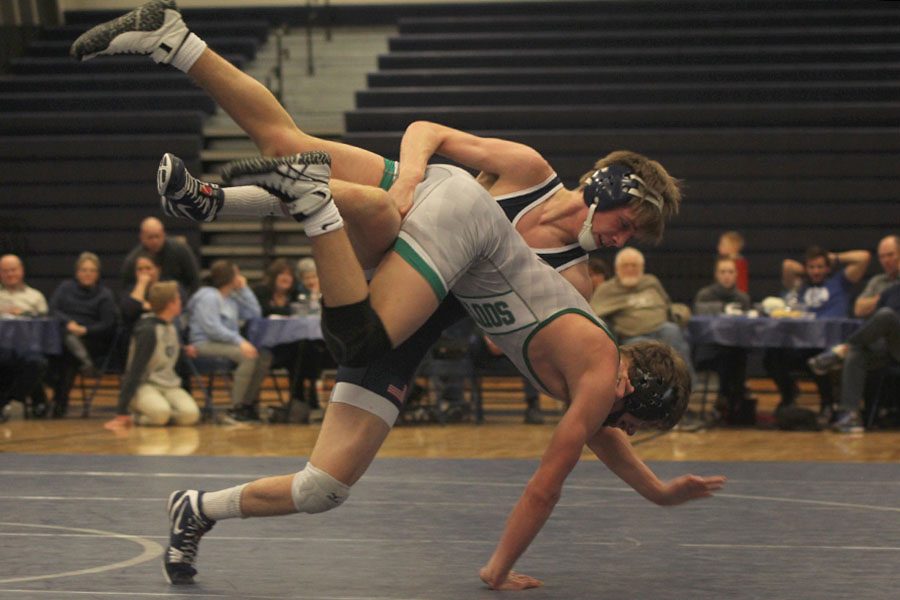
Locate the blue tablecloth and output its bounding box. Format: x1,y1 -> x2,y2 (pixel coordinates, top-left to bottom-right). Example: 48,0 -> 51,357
688,315 -> 861,349
0,317 -> 63,355
246,316 -> 323,348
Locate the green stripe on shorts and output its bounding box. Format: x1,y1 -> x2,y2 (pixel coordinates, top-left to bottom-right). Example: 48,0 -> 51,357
378,158 -> 398,191
393,237 -> 447,301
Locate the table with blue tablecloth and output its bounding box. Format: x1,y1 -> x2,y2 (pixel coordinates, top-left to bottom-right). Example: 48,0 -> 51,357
688,315 -> 861,350
246,316 -> 323,349
0,317 -> 63,355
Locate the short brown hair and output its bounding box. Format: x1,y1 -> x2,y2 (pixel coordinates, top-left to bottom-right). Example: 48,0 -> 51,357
578,150 -> 682,244
263,258 -> 295,292
714,255 -> 737,272
209,260 -> 237,288
147,281 -> 179,313
620,340 -> 691,430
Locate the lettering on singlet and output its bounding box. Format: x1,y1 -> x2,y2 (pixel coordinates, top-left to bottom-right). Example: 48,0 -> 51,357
457,290 -> 537,335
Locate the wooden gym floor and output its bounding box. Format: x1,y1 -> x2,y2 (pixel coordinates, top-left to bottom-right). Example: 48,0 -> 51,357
1,374 -> 898,462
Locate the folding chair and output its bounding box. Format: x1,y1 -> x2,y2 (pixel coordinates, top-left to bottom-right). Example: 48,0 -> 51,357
78,327 -> 125,418
186,355 -> 234,422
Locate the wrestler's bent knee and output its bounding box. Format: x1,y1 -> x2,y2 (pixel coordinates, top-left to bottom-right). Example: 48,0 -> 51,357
291,463 -> 350,514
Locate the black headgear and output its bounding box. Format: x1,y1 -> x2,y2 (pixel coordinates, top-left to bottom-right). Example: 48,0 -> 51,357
577,165 -> 663,251
603,367 -> 675,428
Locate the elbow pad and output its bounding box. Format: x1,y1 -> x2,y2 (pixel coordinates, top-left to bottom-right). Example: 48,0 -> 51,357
321,296 -> 393,367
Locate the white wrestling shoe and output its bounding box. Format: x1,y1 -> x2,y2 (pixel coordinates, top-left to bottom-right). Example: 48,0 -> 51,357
221,152 -> 335,224
70,0 -> 189,63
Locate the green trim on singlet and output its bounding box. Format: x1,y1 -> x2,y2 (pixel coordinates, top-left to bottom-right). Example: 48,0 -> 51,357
378,158 -> 398,191
521,309 -> 618,392
393,237 -> 447,301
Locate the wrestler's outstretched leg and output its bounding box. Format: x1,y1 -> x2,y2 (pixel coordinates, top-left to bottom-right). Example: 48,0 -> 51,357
71,0 -> 400,266
164,400 -> 392,584
70,0 -> 388,186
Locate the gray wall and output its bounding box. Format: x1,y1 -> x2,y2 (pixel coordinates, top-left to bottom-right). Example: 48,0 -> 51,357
1,0 -> 59,25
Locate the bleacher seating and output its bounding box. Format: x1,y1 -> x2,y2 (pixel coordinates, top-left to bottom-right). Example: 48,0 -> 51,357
342,0 -> 900,302
2,0 -> 898,304
0,11 -> 270,297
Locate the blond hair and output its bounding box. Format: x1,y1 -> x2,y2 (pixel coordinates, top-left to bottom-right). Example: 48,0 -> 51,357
578,150 -> 682,244
75,251 -> 101,272
148,281 -> 179,313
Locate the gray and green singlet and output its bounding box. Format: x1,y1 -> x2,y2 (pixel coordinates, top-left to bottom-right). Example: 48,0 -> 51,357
394,164 -> 614,393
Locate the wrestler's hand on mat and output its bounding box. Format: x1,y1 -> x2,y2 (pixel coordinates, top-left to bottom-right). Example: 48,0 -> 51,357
655,474 -> 727,506
480,566 -> 543,591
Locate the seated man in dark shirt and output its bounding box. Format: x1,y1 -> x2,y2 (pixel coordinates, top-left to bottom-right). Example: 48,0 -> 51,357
693,256 -> 753,425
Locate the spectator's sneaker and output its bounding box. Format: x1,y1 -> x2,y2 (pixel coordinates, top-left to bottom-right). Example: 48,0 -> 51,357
807,349 -> 843,376
70,0 -> 189,63
831,411 -> 864,434
3,400 -> 26,422
226,405 -> 261,423
221,152 -> 333,221
158,153 -> 224,222
164,490 -> 215,585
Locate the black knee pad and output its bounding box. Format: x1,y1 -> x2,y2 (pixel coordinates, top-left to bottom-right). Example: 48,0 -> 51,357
321,297 -> 392,367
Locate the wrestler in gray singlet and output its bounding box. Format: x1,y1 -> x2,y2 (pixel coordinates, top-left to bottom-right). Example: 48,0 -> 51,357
393,164 -> 615,392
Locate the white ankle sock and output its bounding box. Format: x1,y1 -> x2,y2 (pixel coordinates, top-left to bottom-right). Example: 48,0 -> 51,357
201,484 -> 247,520
221,186 -> 288,218
169,33 -> 207,73
302,200 -> 344,237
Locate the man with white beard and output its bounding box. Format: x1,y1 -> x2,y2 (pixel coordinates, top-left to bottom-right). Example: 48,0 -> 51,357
591,248 -> 695,381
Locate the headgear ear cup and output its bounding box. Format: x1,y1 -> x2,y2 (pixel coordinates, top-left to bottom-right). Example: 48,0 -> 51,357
577,165 -> 664,251
622,368 -> 675,424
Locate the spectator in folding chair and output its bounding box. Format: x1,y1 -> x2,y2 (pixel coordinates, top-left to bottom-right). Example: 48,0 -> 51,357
766,245 -> 870,419
251,258 -> 309,411
591,247 -> 696,383
186,260 -> 271,422
809,283 -> 900,433
693,256 -> 754,425
48,252 -> 118,418
105,281 -> 199,429
293,257 -> 333,410
0,254 -> 51,419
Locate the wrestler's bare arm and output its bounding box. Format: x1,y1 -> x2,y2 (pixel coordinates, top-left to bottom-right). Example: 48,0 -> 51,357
480,324 -> 617,590
587,427 -> 726,506
390,121 -> 555,210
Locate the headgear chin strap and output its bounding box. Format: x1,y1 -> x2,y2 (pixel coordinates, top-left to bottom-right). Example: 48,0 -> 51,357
603,367 -> 675,428
578,164 -> 664,251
